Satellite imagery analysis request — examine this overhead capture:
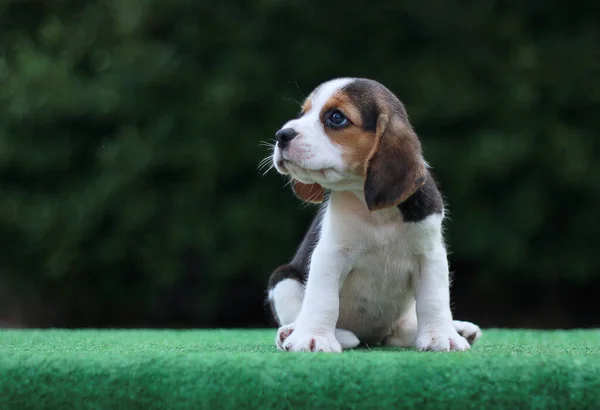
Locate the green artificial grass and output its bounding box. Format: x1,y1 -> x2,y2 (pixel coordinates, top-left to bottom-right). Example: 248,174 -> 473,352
1,329 -> 599,409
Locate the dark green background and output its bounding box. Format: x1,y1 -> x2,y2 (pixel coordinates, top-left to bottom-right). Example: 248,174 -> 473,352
0,0 -> 598,329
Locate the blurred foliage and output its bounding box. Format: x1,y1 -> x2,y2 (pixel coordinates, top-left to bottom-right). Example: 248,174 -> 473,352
0,0 -> 598,327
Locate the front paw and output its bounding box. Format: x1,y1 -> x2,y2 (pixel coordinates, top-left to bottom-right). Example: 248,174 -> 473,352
453,320 -> 482,345
416,326 -> 471,352
275,324 -> 295,350
276,324 -> 341,353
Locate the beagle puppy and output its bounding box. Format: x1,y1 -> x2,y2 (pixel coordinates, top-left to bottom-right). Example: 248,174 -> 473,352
266,78 -> 482,353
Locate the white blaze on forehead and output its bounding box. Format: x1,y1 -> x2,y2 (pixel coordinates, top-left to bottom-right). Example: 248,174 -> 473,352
308,77 -> 356,114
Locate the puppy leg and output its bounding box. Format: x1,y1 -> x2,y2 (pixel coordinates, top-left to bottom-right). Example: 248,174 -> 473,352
277,243 -> 354,353
267,264 -> 304,326
268,264 -> 359,350
384,302 -> 482,348
414,253 -> 471,352
334,329 -> 361,350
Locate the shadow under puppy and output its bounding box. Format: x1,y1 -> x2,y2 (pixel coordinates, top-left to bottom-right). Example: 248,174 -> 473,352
266,78 -> 481,353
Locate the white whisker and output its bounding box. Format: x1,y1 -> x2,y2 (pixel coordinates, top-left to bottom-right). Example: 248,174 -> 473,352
261,164 -> 274,177
300,188 -> 322,208
257,156 -> 274,176
281,97 -> 303,106
258,156 -> 271,168
257,139 -> 277,177
283,177 -> 295,188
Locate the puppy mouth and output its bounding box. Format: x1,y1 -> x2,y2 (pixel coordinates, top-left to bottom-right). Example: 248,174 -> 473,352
275,158 -> 291,175
278,159 -> 332,177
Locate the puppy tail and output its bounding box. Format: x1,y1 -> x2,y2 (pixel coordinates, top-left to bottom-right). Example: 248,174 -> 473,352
335,328 -> 360,349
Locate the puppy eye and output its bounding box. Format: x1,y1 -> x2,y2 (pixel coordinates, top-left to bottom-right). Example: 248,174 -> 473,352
325,109 -> 349,128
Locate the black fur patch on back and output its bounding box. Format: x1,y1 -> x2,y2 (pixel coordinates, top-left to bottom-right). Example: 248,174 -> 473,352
267,208 -> 323,291
266,209 -> 323,324
398,170 -> 444,222
267,264 -> 305,290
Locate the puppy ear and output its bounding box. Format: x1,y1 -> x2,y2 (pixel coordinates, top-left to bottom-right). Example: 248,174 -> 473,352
292,180 -> 325,203
364,113 -> 427,211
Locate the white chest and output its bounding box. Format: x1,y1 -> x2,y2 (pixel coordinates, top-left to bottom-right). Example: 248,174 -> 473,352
338,220 -> 418,339
321,193 -> 423,341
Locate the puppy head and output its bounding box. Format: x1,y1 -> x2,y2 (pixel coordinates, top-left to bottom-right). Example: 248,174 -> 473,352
272,78 -> 427,211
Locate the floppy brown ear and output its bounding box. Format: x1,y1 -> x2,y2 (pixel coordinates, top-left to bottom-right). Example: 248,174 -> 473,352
292,180 -> 325,203
364,114 -> 427,211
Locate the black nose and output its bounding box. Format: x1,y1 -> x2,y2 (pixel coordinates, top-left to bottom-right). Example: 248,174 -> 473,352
275,128 -> 298,149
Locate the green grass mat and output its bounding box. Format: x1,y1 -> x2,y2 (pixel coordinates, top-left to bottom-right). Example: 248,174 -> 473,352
1,329 -> 599,409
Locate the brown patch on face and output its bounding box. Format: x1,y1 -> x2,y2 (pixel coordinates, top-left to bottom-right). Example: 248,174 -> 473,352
321,91 -> 363,127
301,97 -> 312,115
292,180 -> 325,203
320,90 -> 376,175
330,127 -> 376,175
